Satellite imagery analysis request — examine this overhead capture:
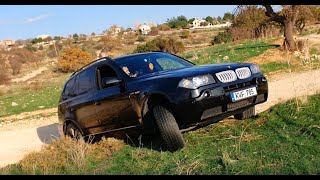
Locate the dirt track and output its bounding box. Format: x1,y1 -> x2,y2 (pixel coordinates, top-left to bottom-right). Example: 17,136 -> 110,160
0,69 -> 320,168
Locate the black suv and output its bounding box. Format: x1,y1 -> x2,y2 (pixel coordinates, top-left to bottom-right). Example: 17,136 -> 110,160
58,52 -> 268,151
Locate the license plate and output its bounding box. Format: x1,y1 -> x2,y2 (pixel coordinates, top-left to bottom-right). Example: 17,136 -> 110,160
230,87 -> 257,102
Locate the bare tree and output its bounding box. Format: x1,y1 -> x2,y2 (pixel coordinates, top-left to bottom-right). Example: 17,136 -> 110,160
236,5 -> 312,51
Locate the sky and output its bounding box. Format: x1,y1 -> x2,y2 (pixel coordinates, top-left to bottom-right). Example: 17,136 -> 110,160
0,5 -> 237,40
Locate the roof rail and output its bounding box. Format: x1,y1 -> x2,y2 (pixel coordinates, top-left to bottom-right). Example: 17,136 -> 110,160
70,56 -> 111,76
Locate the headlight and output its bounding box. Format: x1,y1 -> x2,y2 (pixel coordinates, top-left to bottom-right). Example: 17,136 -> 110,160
250,64 -> 261,74
178,74 -> 215,89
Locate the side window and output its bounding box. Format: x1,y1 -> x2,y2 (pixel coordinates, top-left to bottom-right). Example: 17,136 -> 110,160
96,65 -> 119,89
63,77 -> 76,97
76,68 -> 95,95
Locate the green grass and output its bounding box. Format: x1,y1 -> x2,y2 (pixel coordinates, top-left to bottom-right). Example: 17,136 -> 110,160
2,94 -> 320,174
0,74 -> 69,117
181,40 -> 279,65
260,62 -> 291,74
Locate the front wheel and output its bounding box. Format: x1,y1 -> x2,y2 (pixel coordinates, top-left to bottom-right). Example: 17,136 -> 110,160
234,106 -> 255,120
153,105 -> 185,152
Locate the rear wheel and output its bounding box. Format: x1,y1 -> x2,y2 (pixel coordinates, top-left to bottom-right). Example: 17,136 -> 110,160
234,106 -> 255,120
153,105 -> 185,152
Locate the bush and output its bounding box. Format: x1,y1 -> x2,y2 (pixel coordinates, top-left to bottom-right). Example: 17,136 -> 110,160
24,44 -> 37,52
99,34 -> 122,52
211,31 -> 233,45
133,37 -> 185,54
137,35 -> 146,42
9,48 -> 38,64
180,30 -> 190,39
8,57 -> 23,75
38,45 -> 44,50
57,48 -> 93,72
0,64 -> 10,85
148,27 -> 159,36
158,24 -> 171,31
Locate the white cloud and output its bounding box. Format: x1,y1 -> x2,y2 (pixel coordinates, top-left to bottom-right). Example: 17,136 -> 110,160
25,14 -> 50,23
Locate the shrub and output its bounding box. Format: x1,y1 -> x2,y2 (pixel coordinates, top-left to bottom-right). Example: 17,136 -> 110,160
9,48 -> 38,64
158,24 -> 171,31
8,57 -> 23,75
38,45 -> 44,50
0,64 -> 10,85
148,27 -> 159,36
180,30 -> 190,39
211,31 -> 233,45
57,48 -> 93,72
137,35 -> 146,42
99,34 -> 122,52
24,44 -> 37,52
134,37 -> 185,54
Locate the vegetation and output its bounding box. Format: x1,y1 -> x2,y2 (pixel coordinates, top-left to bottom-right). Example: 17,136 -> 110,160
166,15 -> 189,29
211,31 -> 233,45
134,37 -> 185,54
183,40 -> 278,65
2,93 -> 320,174
57,48 -> 93,72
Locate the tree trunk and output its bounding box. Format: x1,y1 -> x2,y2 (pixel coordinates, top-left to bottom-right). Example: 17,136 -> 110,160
283,20 -> 297,51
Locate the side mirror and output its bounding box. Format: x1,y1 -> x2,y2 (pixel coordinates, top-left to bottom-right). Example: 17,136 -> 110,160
102,77 -> 122,87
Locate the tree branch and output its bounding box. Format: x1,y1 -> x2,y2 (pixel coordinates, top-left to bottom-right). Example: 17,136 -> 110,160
263,5 -> 284,24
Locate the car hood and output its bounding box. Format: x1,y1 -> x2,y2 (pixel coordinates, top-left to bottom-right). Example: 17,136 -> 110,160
133,62 -> 252,80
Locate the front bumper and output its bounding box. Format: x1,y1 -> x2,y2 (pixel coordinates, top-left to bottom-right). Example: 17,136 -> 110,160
173,75 -> 268,128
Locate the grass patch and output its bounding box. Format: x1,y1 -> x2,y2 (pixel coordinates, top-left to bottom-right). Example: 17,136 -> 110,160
260,62 -> 291,74
0,74 -> 69,117
2,94 -> 320,174
181,40 -> 279,65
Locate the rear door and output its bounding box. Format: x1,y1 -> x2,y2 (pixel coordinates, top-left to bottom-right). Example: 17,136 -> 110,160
67,67 -> 99,130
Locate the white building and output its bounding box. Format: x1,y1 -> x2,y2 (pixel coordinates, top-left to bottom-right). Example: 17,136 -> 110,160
37,35 -> 50,39
138,24 -> 151,35
190,18 -> 232,29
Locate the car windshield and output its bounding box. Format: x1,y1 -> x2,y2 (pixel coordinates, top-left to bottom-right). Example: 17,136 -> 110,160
114,53 -> 194,78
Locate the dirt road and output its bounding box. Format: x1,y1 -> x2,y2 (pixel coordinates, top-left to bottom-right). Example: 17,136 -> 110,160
1,69 -> 320,168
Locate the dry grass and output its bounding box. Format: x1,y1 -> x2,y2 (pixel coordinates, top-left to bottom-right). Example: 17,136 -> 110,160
22,81 -> 43,91
5,137 -> 124,174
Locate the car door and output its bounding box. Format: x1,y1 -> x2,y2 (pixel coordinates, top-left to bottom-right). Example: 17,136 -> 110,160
67,68 -> 100,131
92,64 -> 139,131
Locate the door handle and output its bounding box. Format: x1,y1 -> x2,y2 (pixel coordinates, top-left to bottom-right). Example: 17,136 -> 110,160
95,101 -> 101,106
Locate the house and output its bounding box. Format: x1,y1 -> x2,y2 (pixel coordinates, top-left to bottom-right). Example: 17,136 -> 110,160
138,24 -> 151,35
109,26 -> 123,35
37,34 -> 50,39
190,18 -> 232,29
2,40 -> 15,46
0,40 -> 15,48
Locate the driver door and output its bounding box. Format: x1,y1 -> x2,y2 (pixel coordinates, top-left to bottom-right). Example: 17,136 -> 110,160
91,64 -> 139,132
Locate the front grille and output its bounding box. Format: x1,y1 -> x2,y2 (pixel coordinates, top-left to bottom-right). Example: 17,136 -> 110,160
235,67 -> 251,79
215,70 -> 237,83
223,81 -> 252,92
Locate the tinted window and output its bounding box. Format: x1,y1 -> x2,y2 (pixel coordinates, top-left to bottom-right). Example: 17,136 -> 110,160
76,68 -> 95,95
97,65 -> 119,89
114,53 -> 193,77
64,77 -> 76,97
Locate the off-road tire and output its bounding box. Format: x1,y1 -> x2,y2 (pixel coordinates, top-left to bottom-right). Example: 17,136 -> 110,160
153,105 -> 185,152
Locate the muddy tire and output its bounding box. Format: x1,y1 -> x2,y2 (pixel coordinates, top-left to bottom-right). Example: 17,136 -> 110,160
234,106 -> 255,120
153,105 -> 185,152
